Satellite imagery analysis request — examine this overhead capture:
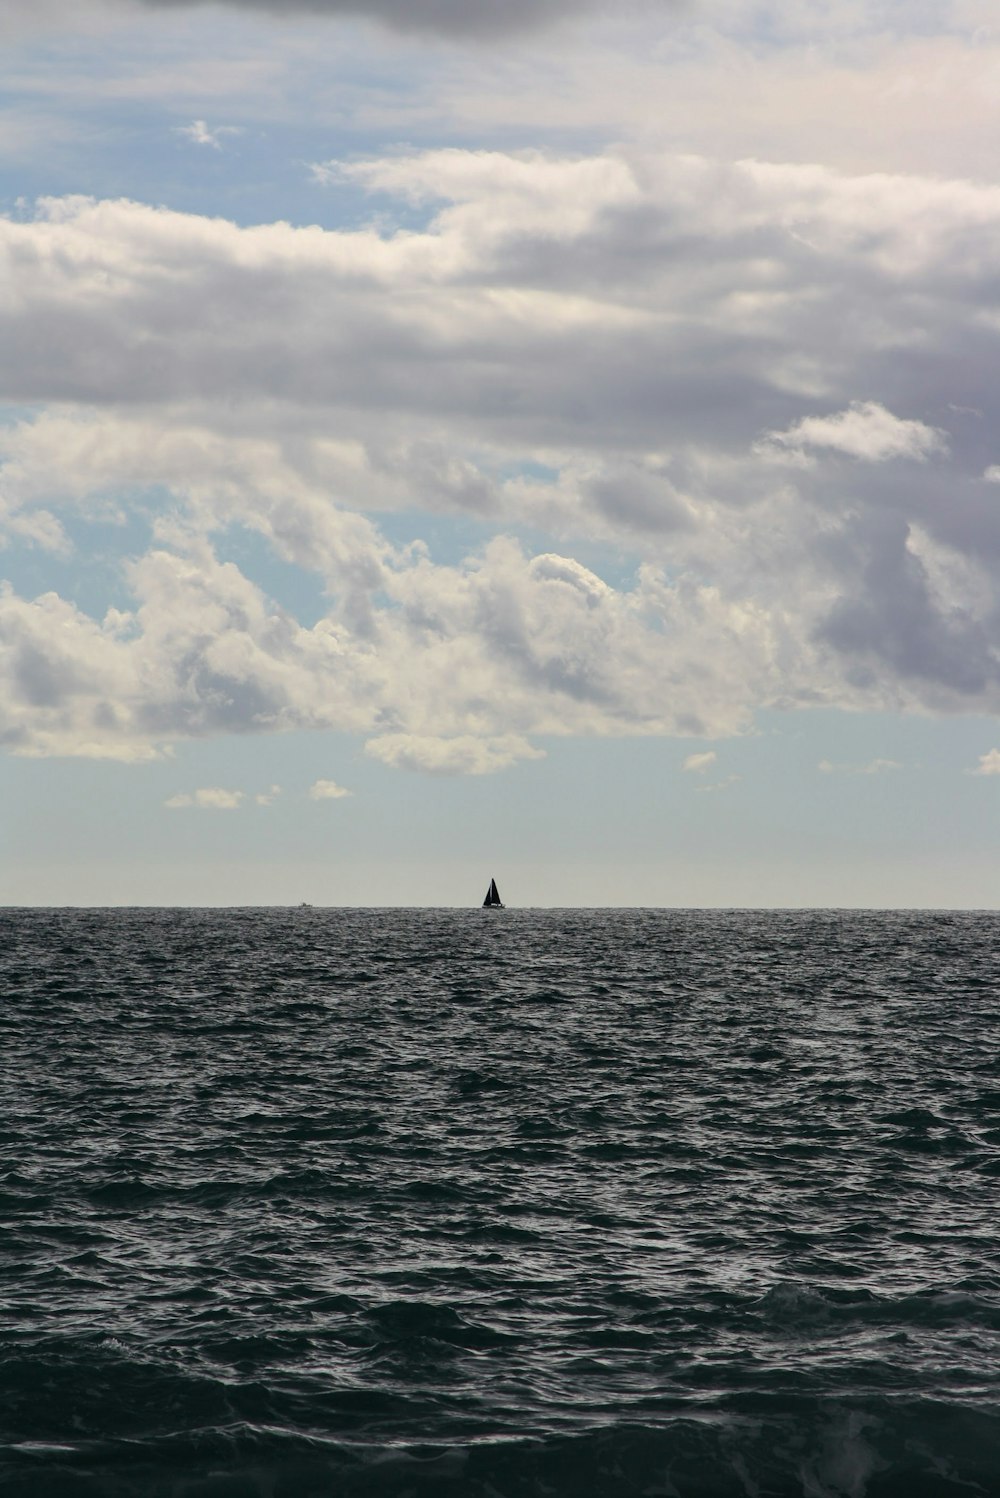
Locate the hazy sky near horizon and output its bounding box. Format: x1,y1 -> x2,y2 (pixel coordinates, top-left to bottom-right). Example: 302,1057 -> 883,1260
4,0 -> 1000,906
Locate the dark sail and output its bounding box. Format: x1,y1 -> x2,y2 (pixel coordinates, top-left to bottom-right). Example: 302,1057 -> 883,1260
482,878 -> 504,908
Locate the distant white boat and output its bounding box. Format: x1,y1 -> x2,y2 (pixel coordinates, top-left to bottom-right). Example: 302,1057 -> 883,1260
482,877 -> 504,909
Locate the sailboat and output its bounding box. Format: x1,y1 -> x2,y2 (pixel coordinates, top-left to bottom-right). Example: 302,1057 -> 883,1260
482,877 -> 505,909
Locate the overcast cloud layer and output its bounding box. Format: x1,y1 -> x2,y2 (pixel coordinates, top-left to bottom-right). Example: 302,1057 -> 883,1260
3,3 -> 1000,774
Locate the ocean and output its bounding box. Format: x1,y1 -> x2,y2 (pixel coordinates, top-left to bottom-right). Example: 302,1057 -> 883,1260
2,907 -> 1000,1496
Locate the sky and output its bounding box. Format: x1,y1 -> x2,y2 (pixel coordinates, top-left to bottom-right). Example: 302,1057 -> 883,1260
4,0 -> 1000,907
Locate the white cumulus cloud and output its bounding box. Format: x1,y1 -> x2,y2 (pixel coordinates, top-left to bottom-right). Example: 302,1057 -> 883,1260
173,120 -> 242,149
683,750 -> 717,774
165,786 -> 245,808
761,403 -> 947,464
308,778 -> 352,799
818,758 -> 901,774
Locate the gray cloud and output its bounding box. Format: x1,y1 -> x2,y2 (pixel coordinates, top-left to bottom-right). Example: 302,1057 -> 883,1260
2,0 -> 610,37
7,151 -> 998,470
816,511 -> 998,703
138,0 -> 604,38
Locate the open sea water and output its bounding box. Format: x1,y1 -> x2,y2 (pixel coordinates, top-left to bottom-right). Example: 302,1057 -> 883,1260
3,907 -> 1000,1497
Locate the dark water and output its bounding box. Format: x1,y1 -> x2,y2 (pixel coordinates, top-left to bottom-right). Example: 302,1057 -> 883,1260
3,908 -> 1000,1497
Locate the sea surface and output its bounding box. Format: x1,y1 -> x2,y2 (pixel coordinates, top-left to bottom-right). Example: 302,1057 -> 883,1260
3,908 -> 1000,1497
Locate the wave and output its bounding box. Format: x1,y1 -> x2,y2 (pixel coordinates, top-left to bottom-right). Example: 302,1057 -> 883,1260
3,1403 -> 1000,1496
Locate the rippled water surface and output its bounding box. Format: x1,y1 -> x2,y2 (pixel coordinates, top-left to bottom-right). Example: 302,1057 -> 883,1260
3,907 -> 1000,1496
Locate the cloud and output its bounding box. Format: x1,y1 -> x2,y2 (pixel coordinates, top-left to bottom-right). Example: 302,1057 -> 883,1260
0,523 -> 787,765
255,783 -> 281,804
0,161 -> 936,429
165,786 -> 244,808
817,757 -> 901,774
695,774 -> 741,794
135,0 -> 634,39
364,733 -> 545,776
7,148 -> 1000,762
3,156 -> 994,464
308,778 -> 351,799
969,749 -> 1000,776
4,0 -> 620,36
760,402 -> 948,464
173,120 -> 242,149
683,750 -> 717,773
